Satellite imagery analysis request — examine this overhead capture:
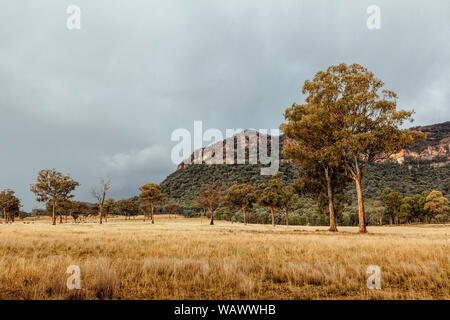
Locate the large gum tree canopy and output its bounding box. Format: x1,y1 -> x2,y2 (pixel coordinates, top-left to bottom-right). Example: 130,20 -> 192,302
281,63 -> 424,233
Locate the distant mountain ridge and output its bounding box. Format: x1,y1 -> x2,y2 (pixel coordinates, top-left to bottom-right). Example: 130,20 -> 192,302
393,121 -> 450,164
162,121 -> 450,206
177,121 -> 450,169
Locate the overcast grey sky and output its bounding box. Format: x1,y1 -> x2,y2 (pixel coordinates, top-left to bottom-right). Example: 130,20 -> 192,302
1,0 -> 449,210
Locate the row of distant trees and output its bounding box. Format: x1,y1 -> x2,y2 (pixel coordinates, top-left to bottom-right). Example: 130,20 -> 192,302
380,188 -> 449,224
0,189 -> 21,223
1,171 -> 448,227
195,179 -> 450,226
195,173 -> 295,226
28,171 -> 170,225
0,169 -> 174,225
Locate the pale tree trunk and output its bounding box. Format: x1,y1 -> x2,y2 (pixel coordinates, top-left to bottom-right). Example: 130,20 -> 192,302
210,208 -> 214,225
354,172 -> 367,233
325,167 -> 338,232
99,193 -> 106,224
52,200 -> 56,225
151,206 -> 155,224
285,208 -> 289,226
242,207 -> 247,225
3,208 -> 6,224
270,207 -> 275,227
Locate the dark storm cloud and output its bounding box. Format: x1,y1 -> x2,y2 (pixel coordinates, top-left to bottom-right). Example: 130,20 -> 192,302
1,0 -> 449,210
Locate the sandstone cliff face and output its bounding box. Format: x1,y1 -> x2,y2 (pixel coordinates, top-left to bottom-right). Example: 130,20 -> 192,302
389,142 -> 450,164
179,129 -> 276,167
178,122 -> 450,169
389,122 -> 450,164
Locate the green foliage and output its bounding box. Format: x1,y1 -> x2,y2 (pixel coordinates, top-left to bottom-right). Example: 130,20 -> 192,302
161,161 -> 449,216
70,201 -> 89,222
116,199 -> 139,218
30,169 -> 79,225
138,183 -> 167,223
360,161 -> 449,198
256,174 -> 284,210
164,202 -> 183,215
195,184 -> 224,224
282,63 -> 425,233
424,191 -> 450,222
381,188 -> 403,224
399,192 -> 429,223
0,189 -> 21,223
256,173 -> 286,226
380,188 -> 449,224
161,163 -> 296,207
224,183 -> 257,224
103,198 -> 116,216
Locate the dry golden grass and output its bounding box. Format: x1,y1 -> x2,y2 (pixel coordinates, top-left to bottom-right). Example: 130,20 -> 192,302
0,215 -> 448,300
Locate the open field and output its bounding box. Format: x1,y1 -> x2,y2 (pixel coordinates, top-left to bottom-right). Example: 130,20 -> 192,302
0,215 -> 448,300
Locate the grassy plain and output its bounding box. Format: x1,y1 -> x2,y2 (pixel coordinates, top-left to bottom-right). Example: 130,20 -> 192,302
0,215 -> 448,300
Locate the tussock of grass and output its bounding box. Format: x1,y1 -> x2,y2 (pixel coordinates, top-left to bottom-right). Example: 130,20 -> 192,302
0,216 -> 448,300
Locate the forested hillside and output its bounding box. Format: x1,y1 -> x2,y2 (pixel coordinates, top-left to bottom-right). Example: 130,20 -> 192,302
161,161 -> 449,207
161,122 -> 450,208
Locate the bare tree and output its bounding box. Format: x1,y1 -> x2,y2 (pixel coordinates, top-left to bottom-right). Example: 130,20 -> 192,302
91,177 -> 111,225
